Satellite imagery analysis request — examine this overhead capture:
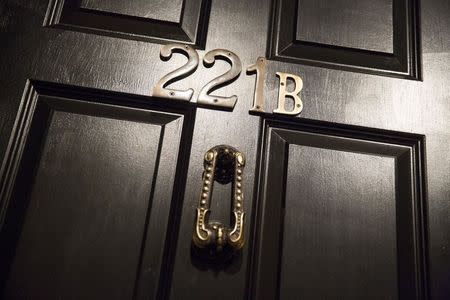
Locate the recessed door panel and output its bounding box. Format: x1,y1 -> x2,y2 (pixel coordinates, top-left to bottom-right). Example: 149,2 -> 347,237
281,146 -> 397,299
6,111 -> 161,299
44,0 -> 210,46
250,119 -> 427,300
296,0 -> 394,53
80,0 -> 184,21
0,82 -> 195,299
269,0 -> 420,79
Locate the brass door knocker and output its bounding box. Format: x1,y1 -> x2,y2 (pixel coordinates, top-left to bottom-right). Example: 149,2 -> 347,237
192,145 -> 245,255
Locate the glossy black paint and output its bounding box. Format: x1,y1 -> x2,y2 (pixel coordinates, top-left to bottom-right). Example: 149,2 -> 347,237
268,0 -> 421,79
0,81 -> 196,299
250,117 -> 428,299
44,0 -> 211,47
0,0 -> 449,299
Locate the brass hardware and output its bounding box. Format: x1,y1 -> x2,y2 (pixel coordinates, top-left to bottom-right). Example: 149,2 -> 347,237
247,59 -> 304,116
153,43 -> 199,101
274,72 -> 304,115
247,57 -> 267,113
192,145 -> 245,254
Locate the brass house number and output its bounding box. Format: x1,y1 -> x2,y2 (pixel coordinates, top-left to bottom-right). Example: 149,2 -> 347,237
152,43 -> 304,116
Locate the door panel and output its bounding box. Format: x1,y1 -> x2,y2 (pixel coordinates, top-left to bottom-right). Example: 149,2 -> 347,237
44,0 -> 210,45
251,119 -> 427,299
281,146 -> 397,299
0,82 -> 195,299
269,0 -> 420,79
0,0 -> 449,299
295,0 -> 394,53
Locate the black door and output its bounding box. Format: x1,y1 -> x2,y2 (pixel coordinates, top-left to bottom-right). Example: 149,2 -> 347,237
0,0 -> 448,299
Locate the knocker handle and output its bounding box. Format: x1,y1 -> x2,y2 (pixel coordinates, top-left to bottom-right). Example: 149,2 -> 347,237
192,145 -> 245,255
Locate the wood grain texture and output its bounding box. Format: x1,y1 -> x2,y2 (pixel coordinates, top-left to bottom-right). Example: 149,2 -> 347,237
296,0 -> 394,53
281,146 -> 397,299
6,111 -> 161,299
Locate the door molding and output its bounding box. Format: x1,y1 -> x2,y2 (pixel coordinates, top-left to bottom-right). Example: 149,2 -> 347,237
248,116 -> 429,299
267,0 -> 421,80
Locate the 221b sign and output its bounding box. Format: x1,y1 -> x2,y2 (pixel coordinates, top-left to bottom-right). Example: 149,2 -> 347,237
152,43 -> 304,116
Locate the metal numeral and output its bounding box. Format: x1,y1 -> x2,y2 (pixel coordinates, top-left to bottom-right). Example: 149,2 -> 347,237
153,46 -> 305,115
247,57 -> 267,113
153,43 -> 199,101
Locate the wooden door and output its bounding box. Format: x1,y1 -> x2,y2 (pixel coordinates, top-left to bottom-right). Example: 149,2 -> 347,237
0,0 -> 448,299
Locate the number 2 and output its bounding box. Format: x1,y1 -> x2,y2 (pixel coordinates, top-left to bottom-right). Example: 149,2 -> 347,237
152,44 -> 199,101
197,49 -> 242,109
